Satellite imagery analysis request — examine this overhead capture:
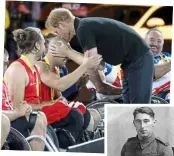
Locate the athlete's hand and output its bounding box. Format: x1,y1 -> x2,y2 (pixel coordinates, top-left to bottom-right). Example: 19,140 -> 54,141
57,96 -> 68,104
18,101 -> 32,116
82,51 -> 103,69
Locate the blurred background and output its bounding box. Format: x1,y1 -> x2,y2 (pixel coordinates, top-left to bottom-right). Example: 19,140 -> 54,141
4,1 -> 173,103
107,106 -> 174,156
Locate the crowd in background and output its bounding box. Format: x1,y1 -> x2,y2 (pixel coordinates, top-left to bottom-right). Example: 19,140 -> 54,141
5,1 -> 97,63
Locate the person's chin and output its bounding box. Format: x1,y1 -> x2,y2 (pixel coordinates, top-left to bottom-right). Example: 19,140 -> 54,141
152,51 -> 159,56
139,131 -> 149,137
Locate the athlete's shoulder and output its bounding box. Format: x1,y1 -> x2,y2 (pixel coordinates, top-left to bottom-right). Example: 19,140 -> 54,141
6,60 -> 25,75
36,61 -> 51,73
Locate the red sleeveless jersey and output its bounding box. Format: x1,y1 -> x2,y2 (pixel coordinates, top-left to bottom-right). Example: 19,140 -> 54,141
17,58 -> 41,104
2,81 -> 13,110
40,58 -> 71,124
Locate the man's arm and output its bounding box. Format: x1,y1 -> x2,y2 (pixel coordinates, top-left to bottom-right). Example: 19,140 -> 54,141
66,48 -> 84,65
67,46 -> 122,95
36,61 -> 87,92
154,61 -> 171,80
4,63 -> 26,107
2,110 -> 23,121
76,27 -> 122,95
36,53 -> 101,92
85,48 -> 122,95
29,101 -> 56,111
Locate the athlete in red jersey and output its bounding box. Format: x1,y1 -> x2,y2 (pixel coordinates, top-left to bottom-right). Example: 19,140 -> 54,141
34,35 -> 102,141
3,28 -> 48,151
41,34 -> 102,133
4,27 -> 102,144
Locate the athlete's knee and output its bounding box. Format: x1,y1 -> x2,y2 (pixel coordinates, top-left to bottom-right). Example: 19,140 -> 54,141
1,114 -> 10,136
35,111 -> 47,131
70,109 -> 84,131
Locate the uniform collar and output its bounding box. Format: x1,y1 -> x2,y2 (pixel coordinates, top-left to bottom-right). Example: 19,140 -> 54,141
137,133 -> 155,149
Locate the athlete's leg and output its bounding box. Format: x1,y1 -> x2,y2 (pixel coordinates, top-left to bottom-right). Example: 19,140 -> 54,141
1,114 -> 10,148
29,112 -> 47,151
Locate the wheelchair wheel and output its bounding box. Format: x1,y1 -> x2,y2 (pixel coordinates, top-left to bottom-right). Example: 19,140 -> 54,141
2,127 -> 31,151
86,101 -> 106,119
86,101 -> 107,140
151,96 -> 169,104
46,125 -> 60,150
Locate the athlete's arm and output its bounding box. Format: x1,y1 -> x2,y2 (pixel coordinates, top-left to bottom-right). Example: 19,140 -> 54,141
2,102 -> 32,121
4,63 -> 26,107
36,53 -> 101,92
29,101 -> 56,111
154,61 -> 171,80
2,110 -> 24,121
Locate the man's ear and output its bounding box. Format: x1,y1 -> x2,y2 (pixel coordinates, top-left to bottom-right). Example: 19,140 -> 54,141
133,120 -> 135,127
153,119 -> 157,127
59,22 -> 65,30
35,41 -> 41,51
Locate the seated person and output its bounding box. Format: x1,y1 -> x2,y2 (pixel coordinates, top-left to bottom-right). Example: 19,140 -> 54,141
44,34 -> 82,101
3,28 -> 91,147
3,30 -> 48,151
1,114 -> 10,149
145,28 -> 170,102
37,34 -> 101,142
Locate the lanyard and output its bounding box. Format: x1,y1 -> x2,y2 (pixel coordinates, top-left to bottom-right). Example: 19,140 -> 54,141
20,55 -> 39,97
44,56 -> 60,100
160,54 -> 167,62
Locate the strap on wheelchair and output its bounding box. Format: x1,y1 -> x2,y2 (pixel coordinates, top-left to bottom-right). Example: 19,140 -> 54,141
28,111 -> 38,133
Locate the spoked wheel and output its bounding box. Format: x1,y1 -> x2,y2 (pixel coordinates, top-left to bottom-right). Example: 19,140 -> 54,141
45,125 -> 60,151
151,96 -> 169,104
86,101 -> 115,140
2,127 -> 31,151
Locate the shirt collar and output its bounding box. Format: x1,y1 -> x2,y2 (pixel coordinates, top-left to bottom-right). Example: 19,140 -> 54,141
74,17 -> 81,32
137,133 -> 155,149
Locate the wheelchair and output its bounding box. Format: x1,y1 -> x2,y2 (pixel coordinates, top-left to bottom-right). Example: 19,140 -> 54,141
1,125 -> 59,152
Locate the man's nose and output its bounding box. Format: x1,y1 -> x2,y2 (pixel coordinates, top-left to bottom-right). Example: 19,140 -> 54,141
140,122 -> 145,128
151,40 -> 158,46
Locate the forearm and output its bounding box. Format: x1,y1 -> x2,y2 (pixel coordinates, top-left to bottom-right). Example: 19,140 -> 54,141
88,69 -> 122,95
29,100 -> 58,111
54,64 -> 87,92
154,62 -> 171,80
2,110 -> 23,121
66,49 -> 84,65
29,103 -> 44,111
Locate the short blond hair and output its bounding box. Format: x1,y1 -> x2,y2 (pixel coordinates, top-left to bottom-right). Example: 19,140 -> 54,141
46,8 -> 73,29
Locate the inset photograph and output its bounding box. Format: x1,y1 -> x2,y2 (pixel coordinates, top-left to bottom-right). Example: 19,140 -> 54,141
106,105 -> 174,156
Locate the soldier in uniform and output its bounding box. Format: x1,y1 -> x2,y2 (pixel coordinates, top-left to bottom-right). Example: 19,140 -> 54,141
121,107 -> 173,156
